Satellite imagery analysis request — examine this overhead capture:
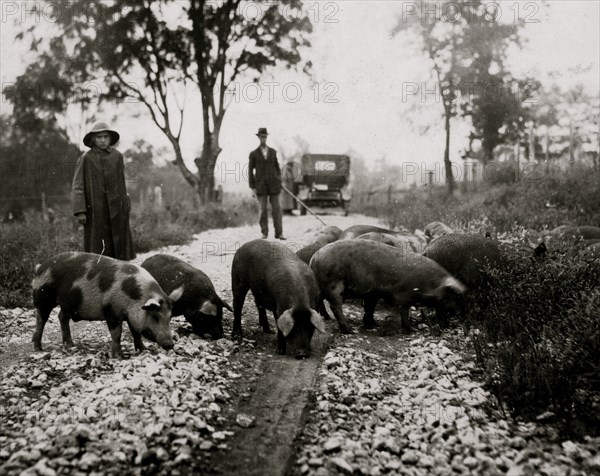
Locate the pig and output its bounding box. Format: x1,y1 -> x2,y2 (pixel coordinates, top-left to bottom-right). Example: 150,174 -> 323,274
231,240 -> 326,358
312,225 -> 343,243
424,233 -> 545,290
297,241 -> 326,265
551,225 -> 600,241
296,225 -> 343,265
310,240 -> 466,333
423,234 -> 504,289
32,252 -> 183,359
339,224 -> 402,240
356,231 -> 428,253
141,254 -> 233,339
424,221 -> 453,241
584,241 -> 600,258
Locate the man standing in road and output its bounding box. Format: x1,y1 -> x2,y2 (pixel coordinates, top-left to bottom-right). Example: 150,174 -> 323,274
249,128 -> 286,240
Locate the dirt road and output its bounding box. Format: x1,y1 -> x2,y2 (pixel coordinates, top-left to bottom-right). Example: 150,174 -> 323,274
2,213 -> 598,475
0,213 -> 380,475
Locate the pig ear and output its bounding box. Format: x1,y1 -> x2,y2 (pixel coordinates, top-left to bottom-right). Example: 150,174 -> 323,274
142,298 -> 161,311
443,282 -> 465,300
277,310 -> 295,337
310,310 -> 326,334
199,300 -> 217,316
168,286 -> 184,302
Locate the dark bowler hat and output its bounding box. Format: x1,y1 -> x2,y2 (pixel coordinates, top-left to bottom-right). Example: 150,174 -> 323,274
83,122 -> 120,148
256,127 -> 269,136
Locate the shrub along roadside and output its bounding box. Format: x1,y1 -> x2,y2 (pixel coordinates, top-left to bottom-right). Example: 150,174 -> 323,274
364,164 -> 600,235
354,164 -> 600,437
0,199 -> 258,308
469,241 -> 600,437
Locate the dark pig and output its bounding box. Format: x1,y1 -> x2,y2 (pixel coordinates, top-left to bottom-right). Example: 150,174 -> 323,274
231,240 -> 326,358
584,241 -> 600,258
310,240 -> 466,333
339,224 -> 403,240
32,252 -> 183,359
552,225 -> 600,241
423,234 -> 505,289
424,221 -> 453,241
296,226 -> 343,265
141,254 -> 233,339
424,233 -> 547,290
297,241 -> 326,265
356,231 -> 428,253
312,225 -> 343,243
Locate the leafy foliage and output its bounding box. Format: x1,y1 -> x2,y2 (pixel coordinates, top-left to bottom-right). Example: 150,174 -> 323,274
0,114 -> 80,217
471,242 -> 600,436
368,163 -> 600,234
356,162 -> 600,436
394,0 -> 533,190
0,199 -> 257,307
10,0 -> 313,202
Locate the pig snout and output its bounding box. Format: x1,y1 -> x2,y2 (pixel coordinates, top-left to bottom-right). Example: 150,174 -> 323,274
161,339 -> 174,350
191,315 -> 224,340
141,328 -> 173,350
295,348 -> 310,360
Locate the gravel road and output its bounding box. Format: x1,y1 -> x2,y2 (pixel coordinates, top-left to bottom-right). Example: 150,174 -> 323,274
1,213 -> 598,475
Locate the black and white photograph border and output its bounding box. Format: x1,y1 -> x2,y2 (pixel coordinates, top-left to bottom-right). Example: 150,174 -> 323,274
1,1 -> 599,475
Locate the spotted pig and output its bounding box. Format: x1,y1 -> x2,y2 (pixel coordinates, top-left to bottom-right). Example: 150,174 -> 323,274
32,252 -> 183,359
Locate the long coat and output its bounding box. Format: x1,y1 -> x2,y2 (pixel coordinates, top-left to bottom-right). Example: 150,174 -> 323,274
72,146 -> 135,261
281,163 -> 301,211
248,147 -> 282,195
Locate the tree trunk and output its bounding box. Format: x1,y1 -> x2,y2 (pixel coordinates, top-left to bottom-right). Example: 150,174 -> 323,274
481,137 -> 494,165
195,133 -> 223,205
444,111 -> 455,195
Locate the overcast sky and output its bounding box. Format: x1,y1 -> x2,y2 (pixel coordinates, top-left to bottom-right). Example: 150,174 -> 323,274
1,1 -> 598,190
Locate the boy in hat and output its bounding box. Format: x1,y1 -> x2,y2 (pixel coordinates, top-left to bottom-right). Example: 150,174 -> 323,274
72,122 -> 135,260
248,128 -> 286,239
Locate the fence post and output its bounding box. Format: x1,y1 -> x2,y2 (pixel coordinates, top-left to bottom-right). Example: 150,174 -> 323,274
387,185 -> 392,205
41,192 -> 48,222
426,171 -> 434,195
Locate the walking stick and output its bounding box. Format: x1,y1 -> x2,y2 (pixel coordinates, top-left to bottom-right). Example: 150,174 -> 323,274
281,184 -> 328,227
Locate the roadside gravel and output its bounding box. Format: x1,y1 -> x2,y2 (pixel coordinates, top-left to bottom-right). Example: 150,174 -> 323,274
291,329 -> 600,476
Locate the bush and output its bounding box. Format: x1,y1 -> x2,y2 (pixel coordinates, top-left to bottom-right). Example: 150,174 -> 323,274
1,199 -> 259,307
354,164 -> 600,437
470,241 -> 600,436
130,199 -> 258,252
0,211 -> 81,308
364,163 -> 600,233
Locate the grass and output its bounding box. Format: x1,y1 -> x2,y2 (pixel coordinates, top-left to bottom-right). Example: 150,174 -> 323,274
355,163 -> 600,437
0,198 -> 258,308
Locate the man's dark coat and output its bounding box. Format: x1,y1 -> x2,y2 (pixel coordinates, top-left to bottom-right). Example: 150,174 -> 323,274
249,147 -> 282,195
72,146 -> 135,261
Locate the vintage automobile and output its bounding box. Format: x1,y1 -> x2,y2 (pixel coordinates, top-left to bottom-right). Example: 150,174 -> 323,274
296,154 -> 351,216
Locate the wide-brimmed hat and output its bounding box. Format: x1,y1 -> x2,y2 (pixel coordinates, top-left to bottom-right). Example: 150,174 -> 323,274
256,127 -> 269,137
83,122 -> 120,148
